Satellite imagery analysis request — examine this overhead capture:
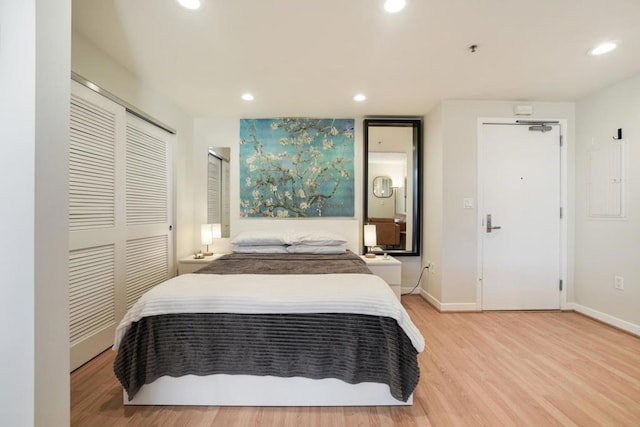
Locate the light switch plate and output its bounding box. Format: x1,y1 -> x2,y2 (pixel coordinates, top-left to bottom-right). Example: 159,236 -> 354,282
463,198 -> 475,209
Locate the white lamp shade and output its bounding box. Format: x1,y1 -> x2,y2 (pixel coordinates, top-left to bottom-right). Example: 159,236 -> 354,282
211,223 -> 222,239
201,224 -> 213,245
364,224 -> 377,247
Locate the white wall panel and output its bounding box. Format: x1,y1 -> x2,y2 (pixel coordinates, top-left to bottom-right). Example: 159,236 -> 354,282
575,74 -> 640,329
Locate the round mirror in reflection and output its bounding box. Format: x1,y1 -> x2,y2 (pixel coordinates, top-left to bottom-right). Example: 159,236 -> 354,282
373,176 -> 393,198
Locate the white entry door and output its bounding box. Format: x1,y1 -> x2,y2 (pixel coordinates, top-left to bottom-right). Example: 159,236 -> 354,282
480,122 -> 561,310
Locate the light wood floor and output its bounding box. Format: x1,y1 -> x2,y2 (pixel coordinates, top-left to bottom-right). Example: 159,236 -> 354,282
71,296 -> 640,426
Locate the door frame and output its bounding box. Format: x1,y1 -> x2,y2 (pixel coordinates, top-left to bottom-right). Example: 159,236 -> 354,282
476,118 -> 569,310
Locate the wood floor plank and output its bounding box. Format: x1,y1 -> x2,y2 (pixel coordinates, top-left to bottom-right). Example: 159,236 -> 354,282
71,296 -> 640,426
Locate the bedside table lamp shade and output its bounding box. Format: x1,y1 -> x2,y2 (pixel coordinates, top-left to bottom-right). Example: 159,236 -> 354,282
364,224 -> 377,258
201,223 -> 222,256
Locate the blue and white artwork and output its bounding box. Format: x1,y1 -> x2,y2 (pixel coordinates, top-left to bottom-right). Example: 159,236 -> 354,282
240,118 -> 355,217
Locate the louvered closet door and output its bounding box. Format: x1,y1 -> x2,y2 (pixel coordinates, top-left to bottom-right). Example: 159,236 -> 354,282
207,154 -> 230,236
69,82 -> 175,370
221,159 -> 230,237
124,114 -> 173,313
207,154 -> 221,224
69,81 -> 126,370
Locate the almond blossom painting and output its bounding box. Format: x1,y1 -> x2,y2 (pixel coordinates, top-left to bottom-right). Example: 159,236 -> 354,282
240,118 -> 355,217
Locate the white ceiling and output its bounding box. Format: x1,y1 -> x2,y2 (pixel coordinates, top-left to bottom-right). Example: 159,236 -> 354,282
72,0 -> 640,118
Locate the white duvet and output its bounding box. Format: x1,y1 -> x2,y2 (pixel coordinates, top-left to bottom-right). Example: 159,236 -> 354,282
114,273 -> 425,353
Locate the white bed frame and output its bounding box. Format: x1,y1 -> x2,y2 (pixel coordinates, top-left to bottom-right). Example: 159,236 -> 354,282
125,374 -> 411,406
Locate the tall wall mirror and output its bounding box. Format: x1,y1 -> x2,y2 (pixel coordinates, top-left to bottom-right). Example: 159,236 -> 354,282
364,118 -> 422,256
207,147 -> 231,237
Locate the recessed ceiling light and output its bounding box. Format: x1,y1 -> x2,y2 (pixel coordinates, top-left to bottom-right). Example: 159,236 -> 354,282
353,94 -> 367,102
587,42 -> 617,56
177,0 -> 201,10
384,0 -> 407,13
241,93 -> 255,101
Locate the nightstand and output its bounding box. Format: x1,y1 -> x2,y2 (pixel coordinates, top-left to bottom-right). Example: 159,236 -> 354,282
178,253 -> 225,275
360,255 -> 402,301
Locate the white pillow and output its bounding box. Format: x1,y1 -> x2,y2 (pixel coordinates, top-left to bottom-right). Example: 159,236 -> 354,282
286,245 -> 346,254
231,231 -> 288,246
233,245 -> 289,254
287,231 -> 347,246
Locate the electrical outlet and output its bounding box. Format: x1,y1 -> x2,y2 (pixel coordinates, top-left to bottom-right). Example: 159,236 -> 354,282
614,276 -> 624,291
424,261 -> 436,274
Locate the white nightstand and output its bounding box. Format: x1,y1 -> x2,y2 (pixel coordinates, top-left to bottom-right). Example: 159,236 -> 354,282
178,253 -> 225,275
360,255 -> 402,301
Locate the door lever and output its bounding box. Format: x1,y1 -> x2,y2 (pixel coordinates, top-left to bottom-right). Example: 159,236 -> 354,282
486,214 -> 502,233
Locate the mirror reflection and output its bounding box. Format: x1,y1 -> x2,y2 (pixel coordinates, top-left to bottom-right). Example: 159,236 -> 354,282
207,147 -> 231,237
364,119 -> 421,255
373,175 -> 394,198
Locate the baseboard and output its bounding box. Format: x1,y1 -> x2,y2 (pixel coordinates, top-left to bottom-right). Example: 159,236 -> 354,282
566,303 -> 640,337
419,289 -> 480,312
401,286 -> 421,295
416,293 -> 639,335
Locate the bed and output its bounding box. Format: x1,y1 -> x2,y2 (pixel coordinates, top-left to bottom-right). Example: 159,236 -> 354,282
113,250 -> 424,406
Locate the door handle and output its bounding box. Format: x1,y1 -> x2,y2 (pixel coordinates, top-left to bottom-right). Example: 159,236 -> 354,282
486,214 -> 502,233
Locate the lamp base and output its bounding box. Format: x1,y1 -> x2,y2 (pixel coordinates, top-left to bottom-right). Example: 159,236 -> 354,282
203,251 -> 213,256
365,253 -> 376,259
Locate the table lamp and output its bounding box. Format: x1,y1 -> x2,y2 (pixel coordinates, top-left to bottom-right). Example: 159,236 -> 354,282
201,223 -> 221,256
364,224 -> 377,258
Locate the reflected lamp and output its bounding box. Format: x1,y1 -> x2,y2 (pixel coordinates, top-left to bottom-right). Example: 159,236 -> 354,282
364,224 -> 377,258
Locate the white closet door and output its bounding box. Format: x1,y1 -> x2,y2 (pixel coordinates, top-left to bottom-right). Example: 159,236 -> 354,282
221,159 -> 230,237
69,82 -> 174,370
122,114 -> 174,317
207,154 -> 230,236
207,154 -> 221,224
69,81 -> 125,370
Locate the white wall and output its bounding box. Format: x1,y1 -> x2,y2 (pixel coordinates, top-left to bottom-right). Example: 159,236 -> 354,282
424,101 -> 576,308
0,1 -> 70,425
35,1 -> 71,425
574,74 -> 640,331
423,104 -> 444,301
0,3 -> 36,424
71,33 -> 197,263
